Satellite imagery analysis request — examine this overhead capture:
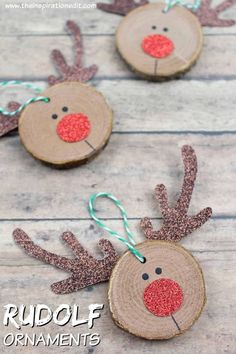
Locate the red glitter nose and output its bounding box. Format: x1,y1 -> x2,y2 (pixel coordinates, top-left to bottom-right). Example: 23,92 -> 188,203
143,278 -> 183,317
57,113 -> 91,143
141,34 -> 174,58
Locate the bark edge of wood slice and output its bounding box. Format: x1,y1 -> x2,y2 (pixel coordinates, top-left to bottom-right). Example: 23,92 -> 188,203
108,240 -> 206,340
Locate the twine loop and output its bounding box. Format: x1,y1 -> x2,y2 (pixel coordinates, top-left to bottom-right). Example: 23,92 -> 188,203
163,0 -> 201,13
89,192 -> 145,263
0,81 -> 50,116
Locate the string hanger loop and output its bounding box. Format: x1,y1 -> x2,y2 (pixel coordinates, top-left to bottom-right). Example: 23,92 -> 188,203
0,81 -> 50,117
163,0 -> 201,13
89,192 -> 145,263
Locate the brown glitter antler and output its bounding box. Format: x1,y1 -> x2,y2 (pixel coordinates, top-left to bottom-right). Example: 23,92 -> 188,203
48,20 -> 98,86
13,228 -> 118,294
140,145 -> 212,242
97,0 -> 149,15
194,0 -> 236,26
0,101 -> 21,137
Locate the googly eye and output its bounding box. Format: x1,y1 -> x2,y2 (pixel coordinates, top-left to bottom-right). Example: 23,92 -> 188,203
52,114 -> 58,119
142,273 -> 149,280
62,106 -> 68,112
155,267 -> 162,275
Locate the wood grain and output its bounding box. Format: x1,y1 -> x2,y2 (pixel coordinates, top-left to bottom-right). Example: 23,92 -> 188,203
0,35 -> 236,79
0,0 -> 236,352
0,217 -> 235,266
0,134 -> 235,218
1,80 -> 236,132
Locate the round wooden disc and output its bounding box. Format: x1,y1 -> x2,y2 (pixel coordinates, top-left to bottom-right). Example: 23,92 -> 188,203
116,3 -> 203,80
108,241 -> 206,340
19,82 -> 113,168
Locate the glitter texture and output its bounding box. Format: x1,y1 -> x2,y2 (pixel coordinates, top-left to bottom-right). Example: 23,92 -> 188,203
13,228 -> 119,294
97,0 -> 149,16
56,113 -> 91,143
143,278 -> 183,317
142,34 -> 174,58
0,101 -> 20,137
48,21 -> 98,86
140,145 -> 212,242
194,0 -> 236,27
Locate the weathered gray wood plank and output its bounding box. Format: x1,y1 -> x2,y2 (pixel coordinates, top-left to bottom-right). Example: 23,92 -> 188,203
1,0 -> 236,35
0,35 -> 236,79
1,80 -> 236,132
0,219 -> 235,266
0,134 -> 235,219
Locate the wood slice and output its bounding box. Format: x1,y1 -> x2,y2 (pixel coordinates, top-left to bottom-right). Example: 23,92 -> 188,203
116,3 -> 203,80
108,240 -> 206,340
19,82 -> 113,168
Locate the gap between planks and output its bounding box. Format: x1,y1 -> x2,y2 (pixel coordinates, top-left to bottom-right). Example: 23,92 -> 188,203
0,215 -> 235,221
1,32 -> 236,37
1,76 -> 236,82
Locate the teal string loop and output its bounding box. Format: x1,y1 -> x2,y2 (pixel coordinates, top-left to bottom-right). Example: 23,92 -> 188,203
89,192 -> 145,263
0,81 -> 50,116
163,0 -> 201,13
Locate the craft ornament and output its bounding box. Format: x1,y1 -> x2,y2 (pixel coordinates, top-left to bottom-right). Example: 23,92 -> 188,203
0,21 -> 113,168
13,145 -> 212,340
97,0 -> 236,80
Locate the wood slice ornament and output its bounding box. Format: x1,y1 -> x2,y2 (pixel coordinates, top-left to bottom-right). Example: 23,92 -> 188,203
19,82 -> 112,167
116,3 -> 203,80
109,241 -> 206,339
0,21 -> 112,168
98,0 -> 236,80
13,145 -> 212,340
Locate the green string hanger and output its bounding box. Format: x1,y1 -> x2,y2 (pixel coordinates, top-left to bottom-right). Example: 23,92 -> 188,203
0,81 -> 50,116
89,192 -> 145,263
163,0 -> 201,13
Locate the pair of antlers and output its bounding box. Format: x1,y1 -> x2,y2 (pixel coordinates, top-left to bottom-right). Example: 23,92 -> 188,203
14,145 -> 212,294
98,0 -> 236,27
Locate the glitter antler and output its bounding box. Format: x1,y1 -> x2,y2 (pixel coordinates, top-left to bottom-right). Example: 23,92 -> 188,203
13,228 -> 118,294
140,145 -> 212,242
194,0 -> 236,26
97,0 -> 149,15
48,20 -> 98,86
0,101 -> 21,137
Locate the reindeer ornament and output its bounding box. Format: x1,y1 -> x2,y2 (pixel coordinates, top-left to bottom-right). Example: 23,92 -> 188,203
98,0 -> 236,80
13,145 -> 212,339
0,21 -> 113,168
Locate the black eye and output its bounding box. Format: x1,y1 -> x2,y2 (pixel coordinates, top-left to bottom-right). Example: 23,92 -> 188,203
142,273 -> 149,280
152,25 -> 157,30
163,27 -> 168,32
155,267 -> 162,275
52,114 -> 58,119
62,106 -> 68,112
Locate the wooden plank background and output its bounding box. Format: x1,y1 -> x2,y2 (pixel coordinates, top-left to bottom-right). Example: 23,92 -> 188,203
0,1 -> 236,353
